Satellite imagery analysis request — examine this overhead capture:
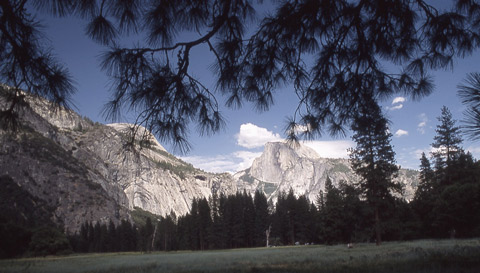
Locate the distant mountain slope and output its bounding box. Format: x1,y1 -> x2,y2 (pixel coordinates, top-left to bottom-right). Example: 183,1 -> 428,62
235,142 -> 419,202
0,85 -> 236,231
0,85 -> 418,233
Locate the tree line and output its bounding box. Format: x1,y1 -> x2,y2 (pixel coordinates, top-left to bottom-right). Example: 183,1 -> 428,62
67,106 -> 480,253
2,105 -> 479,258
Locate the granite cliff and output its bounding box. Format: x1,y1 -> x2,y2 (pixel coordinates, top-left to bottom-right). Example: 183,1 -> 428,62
0,85 -> 418,233
0,86 -> 237,232
235,142 -> 419,202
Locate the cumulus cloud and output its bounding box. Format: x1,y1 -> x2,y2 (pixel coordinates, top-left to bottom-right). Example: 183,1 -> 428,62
303,140 -> 354,159
392,97 -> 406,104
394,129 -> 409,137
180,151 -> 262,174
413,148 -> 428,159
387,96 -> 406,111
182,123 -> 358,173
389,104 -> 404,111
236,123 -> 282,149
417,113 -> 428,134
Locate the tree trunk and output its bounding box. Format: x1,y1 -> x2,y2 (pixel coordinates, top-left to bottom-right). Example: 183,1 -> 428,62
151,224 -> 158,252
266,225 -> 271,247
375,206 -> 381,246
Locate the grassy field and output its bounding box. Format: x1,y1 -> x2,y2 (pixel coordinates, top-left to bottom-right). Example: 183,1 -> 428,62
1,239 -> 480,273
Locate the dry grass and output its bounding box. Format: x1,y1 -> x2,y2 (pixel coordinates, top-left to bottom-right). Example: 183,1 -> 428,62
1,238 -> 480,273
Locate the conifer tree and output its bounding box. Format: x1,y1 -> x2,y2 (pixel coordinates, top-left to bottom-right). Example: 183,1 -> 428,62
415,152 -> 436,198
419,153 -> 435,189
323,176 -> 344,244
315,190 -> 326,243
107,220 -> 117,252
349,104 -> 401,245
197,198 -> 212,250
411,152 -> 437,237
431,106 -> 463,183
253,190 -> 269,247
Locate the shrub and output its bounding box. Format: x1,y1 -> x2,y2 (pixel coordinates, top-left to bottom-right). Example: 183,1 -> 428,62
28,226 -> 72,257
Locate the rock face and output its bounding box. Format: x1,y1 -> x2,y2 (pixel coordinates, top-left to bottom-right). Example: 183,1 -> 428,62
235,142 -> 418,202
0,86 -> 237,232
0,85 -> 418,233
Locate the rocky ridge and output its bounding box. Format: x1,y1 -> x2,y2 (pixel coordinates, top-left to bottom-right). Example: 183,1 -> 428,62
235,142 -> 419,202
0,86 -> 237,231
0,85 -> 419,232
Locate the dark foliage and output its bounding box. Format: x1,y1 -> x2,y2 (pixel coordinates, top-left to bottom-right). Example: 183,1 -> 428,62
28,226 -> 72,257
0,2 -> 75,130
4,1 -> 480,150
431,106 -> 463,177
70,219 -> 139,253
0,175 -> 68,259
413,108 -> 480,239
459,72 -> 480,141
349,103 -> 401,245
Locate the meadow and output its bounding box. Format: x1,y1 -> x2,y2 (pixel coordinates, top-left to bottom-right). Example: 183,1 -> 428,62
1,239 -> 480,273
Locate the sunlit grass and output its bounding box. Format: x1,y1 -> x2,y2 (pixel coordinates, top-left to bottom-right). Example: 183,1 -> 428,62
1,239 -> 480,273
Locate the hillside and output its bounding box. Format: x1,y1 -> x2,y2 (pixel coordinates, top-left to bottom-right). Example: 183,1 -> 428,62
0,85 -> 419,233
0,85 -> 237,231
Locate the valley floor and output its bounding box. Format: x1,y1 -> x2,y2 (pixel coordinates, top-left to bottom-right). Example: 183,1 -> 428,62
1,239 -> 480,273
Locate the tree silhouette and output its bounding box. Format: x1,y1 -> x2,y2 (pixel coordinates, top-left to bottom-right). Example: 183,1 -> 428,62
349,103 -> 401,245
412,152 -> 436,237
0,1 -> 75,130
3,1 -> 480,149
431,106 -> 463,182
458,72 -> 480,141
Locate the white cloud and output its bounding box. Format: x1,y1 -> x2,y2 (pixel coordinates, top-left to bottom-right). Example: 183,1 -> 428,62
386,96 -> 406,111
392,97 -> 406,104
180,151 -> 262,174
417,113 -> 428,134
182,123 -> 358,173
303,140 -> 354,159
413,148 -> 428,159
394,129 -> 409,137
236,123 -> 282,149
181,139 -> 356,173
388,104 -> 403,111
232,151 -> 263,171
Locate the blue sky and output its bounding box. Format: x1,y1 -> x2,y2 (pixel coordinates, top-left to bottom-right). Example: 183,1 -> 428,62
37,6 -> 480,173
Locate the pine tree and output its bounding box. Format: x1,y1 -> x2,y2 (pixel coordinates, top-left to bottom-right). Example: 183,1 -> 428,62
253,190 -> 269,247
411,152 -> 437,237
458,72 -> 480,141
349,104 -> 401,245
144,217 -> 154,252
197,198 -> 212,250
315,190 -> 326,243
323,176 -> 344,244
107,220 -> 117,252
339,182 -> 369,243
431,106 -> 463,183
415,152 -> 436,198
285,189 -> 297,245
294,195 -> 311,244
6,1 -> 480,148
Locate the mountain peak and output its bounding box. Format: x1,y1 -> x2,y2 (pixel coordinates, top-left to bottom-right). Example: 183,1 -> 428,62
107,123 -> 167,153
264,141 -> 321,159
238,140 -> 418,202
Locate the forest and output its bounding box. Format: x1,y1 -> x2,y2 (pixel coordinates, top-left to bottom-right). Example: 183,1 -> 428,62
1,106 -> 480,258
66,106 -> 480,253
2,0 -> 480,263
